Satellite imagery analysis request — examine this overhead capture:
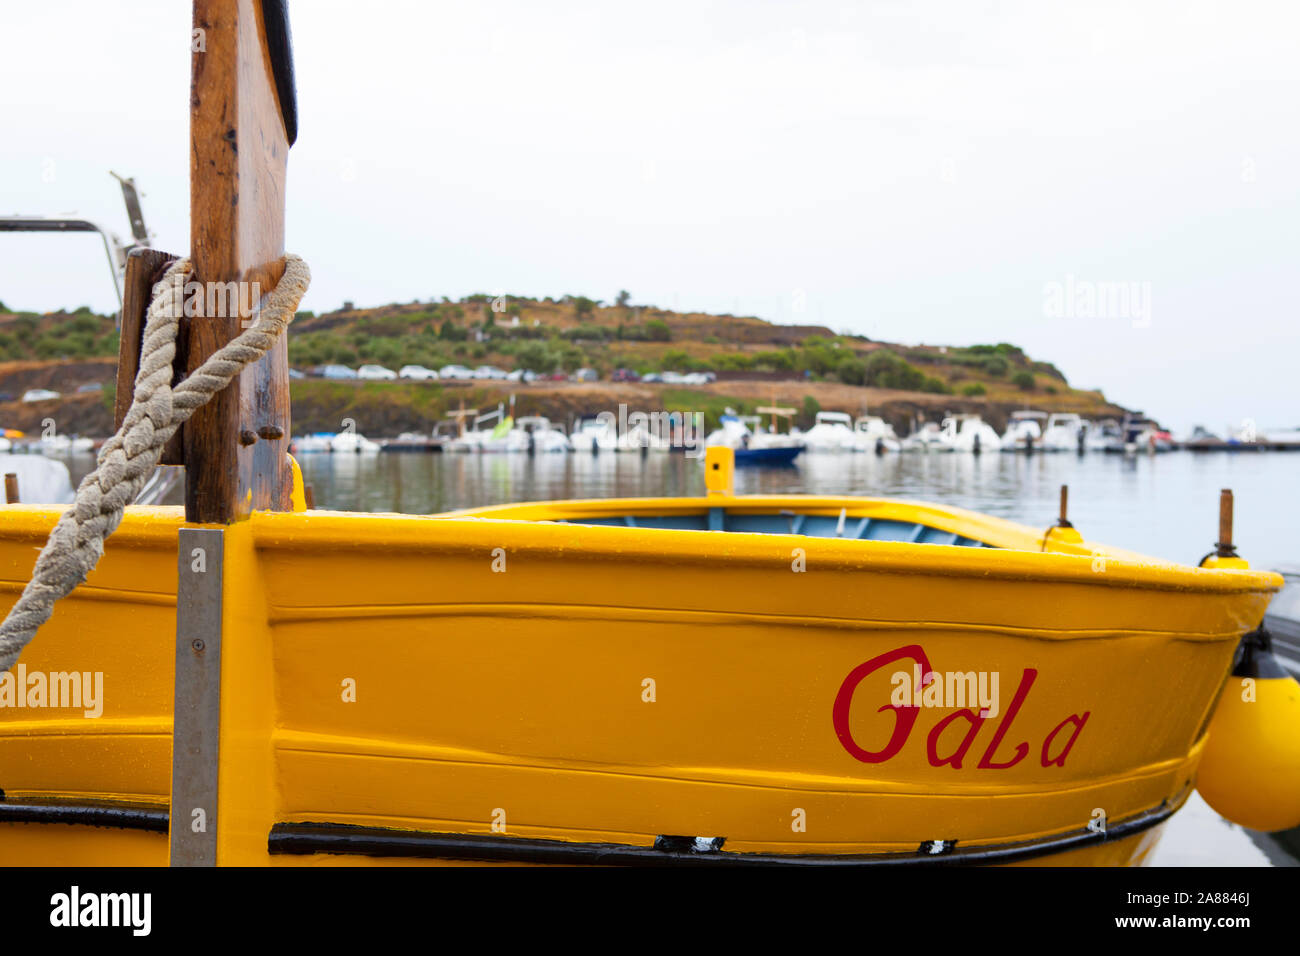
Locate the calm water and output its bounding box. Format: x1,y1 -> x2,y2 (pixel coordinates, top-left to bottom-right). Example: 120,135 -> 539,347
297,450 -> 1298,571
65,448 -> 1300,865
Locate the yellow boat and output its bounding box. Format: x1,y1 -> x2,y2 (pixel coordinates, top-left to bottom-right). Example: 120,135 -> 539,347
0,450 -> 1289,866
1,0 -> 1296,868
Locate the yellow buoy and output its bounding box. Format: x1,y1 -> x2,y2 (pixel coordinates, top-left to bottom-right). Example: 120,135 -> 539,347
1197,628 -> 1300,832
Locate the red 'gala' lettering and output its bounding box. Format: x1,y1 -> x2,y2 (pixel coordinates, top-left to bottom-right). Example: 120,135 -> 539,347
834,646 -> 1088,770
927,708 -> 984,769
976,668 -> 1036,769
1041,712 -> 1090,767
832,644 -> 931,763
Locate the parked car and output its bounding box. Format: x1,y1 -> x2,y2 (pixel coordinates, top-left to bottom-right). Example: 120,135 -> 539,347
681,372 -> 713,385
21,389 -> 61,403
660,371 -> 687,385
642,373 -> 662,384
474,365 -> 508,380
288,368 -> 306,380
318,364 -> 358,380
611,368 -> 641,383
76,382 -> 105,393
399,365 -> 440,381
357,364 -> 397,380
506,368 -> 537,383
571,368 -> 599,383
439,364 -> 475,380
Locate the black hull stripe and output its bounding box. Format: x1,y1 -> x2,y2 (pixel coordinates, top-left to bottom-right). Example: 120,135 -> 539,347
268,803 -> 1174,866
0,798 -> 1175,863
0,801 -> 169,832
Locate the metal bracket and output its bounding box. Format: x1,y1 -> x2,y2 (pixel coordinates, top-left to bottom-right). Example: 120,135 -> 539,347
169,528 -> 225,866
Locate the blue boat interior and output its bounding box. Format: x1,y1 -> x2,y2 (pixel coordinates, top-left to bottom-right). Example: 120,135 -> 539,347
562,511 -> 993,546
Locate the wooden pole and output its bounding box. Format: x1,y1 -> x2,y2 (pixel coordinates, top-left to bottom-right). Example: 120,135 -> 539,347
4,473 -> 18,504
184,0 -> 296,523
117,248 -> 185,465
1217,488 -> 1235,556
1057,484 -> 1071,528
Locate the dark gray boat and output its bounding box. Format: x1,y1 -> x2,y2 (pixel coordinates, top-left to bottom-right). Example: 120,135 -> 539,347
1264,565 -> 1300,677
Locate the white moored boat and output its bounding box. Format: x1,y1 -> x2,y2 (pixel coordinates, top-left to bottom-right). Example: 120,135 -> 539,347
0,454 -> 74,503
448,406 -> 511,452
291,433 -> 333,454
939,414 -> 1001,453
901,421 -> 947,452
853,416 -> 901,453
1041,413 -> 1086,452
570,417 -> 619,454
1085,418 -> 1121,452
704,415 -> 803,465
1001,411 -> 1047,452
706,414 -> 803,452
801,411 -> 859,452
330,431 -> 381,455
508,416 -> 571,454
616,421 -> 669,452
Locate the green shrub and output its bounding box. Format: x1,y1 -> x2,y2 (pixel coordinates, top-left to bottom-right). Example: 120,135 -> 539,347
644,319 -> 671,342
754,349 -> 795,372
836,356 -> 867,386
800,395 -> 821,429
1012,371 -> 1035,391
863,350 -> 928,391
660,349 -> 695,371
563,324 -> 611,341
982,356 -> 1009,378
962,383 -> 987,397
514,341 -> 559,373
714,353 -> 755,371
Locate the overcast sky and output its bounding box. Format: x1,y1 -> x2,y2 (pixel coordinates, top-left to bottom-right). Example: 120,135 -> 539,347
2,1 -> 1296,433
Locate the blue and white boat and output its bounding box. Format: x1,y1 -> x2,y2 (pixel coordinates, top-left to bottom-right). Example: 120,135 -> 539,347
705,414 -> 803,465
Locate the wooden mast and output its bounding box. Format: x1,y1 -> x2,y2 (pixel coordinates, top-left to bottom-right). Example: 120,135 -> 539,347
186,0 -> 297,522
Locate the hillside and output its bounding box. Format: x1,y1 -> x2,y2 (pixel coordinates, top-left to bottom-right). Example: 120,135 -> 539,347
0,294 -> 1129,438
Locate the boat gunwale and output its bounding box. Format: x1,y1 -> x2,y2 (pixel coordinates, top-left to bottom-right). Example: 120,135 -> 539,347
268,498 -> 1281,597
0,501 -> 1282,596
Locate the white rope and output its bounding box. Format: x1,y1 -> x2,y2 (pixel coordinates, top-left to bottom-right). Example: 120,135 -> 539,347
0,255 -> 310,672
